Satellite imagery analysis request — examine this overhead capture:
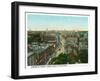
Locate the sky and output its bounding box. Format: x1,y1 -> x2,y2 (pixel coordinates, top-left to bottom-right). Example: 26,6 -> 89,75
26,13 -> 88,31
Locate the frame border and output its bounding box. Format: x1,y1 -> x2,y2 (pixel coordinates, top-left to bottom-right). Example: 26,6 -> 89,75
11,1 -> 98,79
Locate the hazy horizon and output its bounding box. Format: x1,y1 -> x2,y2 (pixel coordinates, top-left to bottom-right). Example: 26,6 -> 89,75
26,13 -> 88,31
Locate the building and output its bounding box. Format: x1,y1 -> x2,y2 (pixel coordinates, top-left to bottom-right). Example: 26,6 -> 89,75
64,31 -> 80,55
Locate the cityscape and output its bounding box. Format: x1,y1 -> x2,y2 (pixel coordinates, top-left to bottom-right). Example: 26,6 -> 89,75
27,30 -> 88,65
26,13 -> 88,66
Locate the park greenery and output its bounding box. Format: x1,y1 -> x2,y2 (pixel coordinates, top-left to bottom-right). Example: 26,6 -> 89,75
49,49 -> 88,64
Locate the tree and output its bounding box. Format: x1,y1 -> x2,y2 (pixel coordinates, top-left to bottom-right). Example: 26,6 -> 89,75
77,49 -> 88,63
49,53 -> 68,64
67,53 -> 78,64
28,31 -> 42,44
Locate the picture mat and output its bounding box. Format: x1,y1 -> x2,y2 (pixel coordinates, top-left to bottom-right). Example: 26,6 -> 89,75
19,5 -> 95,76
